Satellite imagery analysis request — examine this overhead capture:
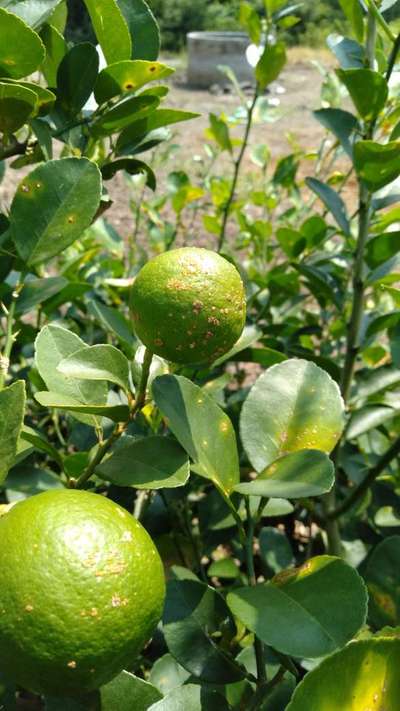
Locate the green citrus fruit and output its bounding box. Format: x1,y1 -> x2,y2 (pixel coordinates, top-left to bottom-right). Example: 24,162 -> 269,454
0,489 -> 165,696
130,247 -> 246,364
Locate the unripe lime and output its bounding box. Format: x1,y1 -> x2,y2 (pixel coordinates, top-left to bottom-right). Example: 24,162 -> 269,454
0,490 -> 165,696
131,247 -> 246,364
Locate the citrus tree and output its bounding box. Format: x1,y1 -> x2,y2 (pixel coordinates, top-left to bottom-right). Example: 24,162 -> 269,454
1,0 -> 400,709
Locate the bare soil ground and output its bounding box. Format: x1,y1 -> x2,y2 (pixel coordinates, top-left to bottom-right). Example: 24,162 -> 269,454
0,49 -> 341,241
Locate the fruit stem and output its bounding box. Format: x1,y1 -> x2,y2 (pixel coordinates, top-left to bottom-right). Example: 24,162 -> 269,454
217,84 -> 259,253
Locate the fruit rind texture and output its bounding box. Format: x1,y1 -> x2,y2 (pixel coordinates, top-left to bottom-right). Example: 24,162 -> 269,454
131,247 -> 246,364
0,489 -> 165,695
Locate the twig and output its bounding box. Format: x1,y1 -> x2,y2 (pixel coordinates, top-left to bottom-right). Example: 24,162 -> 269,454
245,498 -> 267,687
218,85 -> 259,252
329,434 -> 400,519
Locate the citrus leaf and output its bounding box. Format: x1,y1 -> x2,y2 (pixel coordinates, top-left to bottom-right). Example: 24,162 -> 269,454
227,556 -> 367,658
0,381 -> 25,485
149,653 -> 190,696
0,0 -> 62,28
101,671 -> 162,710
306,177 -> 350,235
255,41 -> 286,89
313,108 -> 358,158
367,253 -> 400,285
101,159 -> 156,189
40,23 -> 67,86
1,79 -> 55,115
0,8 -> 45,78
16,277 -> 68,314
153,374 -> 240,495
240,359 -> 345,473
0,82 -> 37,134
234,449 -> 334,498
35,325 -> 108,427
20,426 -> 63,468
286,637 -> 400,711
10,158 -> 102,266
148,685 -> 230,711
96,435 -> 190,489
56,43 -> 99,114
354,140 -> 400,192
337,68 -> 388,120
116,109 -> 200,154
364,536 -> 400,628
259,527 -> 294,576
163,579 -> 245,684
375,507 -> 400,527
58,344 -> 131,393
35,392 -> 130,423
92,94 -> 159,136
94,59 -> 173,104
82,0 -> 131,64
117,0 -> 160,61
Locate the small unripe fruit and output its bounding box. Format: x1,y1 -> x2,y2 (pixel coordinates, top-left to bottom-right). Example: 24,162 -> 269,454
131,247 -> 246,364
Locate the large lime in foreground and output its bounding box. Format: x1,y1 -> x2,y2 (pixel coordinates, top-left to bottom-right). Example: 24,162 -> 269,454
0,489 -> 165,696
131,247 -> 246,364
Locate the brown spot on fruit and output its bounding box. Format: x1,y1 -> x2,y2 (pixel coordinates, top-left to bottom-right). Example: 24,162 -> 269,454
154,338 -> 164,347
67,661 -> 77,669
208,316 -> 220,326
25,604 -> 34,613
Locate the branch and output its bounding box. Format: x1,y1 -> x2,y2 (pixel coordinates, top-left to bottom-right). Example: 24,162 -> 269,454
386,32 -> 400,82
0,139 -> 28,162
329,434 -> 400,519
218,85 -> 259,253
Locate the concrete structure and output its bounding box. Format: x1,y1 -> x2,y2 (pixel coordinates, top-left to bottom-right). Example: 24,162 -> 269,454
187,32 -> 254,88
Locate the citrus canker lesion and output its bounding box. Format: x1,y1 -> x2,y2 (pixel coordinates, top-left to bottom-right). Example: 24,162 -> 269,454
130,247 -> 246,364
0,490 -> 165,696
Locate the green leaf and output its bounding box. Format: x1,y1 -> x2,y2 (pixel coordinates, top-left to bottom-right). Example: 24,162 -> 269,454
234,450 -> 335,499
209,113 -> 233,153
346,405 -> 397,439
56,43 -> 99,114
337,68 -> 388,120
240,359 -> 345,473
375,507 -> 400,527
286,637 -> 400,711
313,108 -> 358,158
96,435 -> 190,489
58,344 -> 131,393
0,8 -> 44,78
93,94 -> 159,136
367,253 -> 400,285
0,81 -> 37,134
259,527 -> 294,576
255,41 -> 286,90
306,178 -> 350,235
34,391 -> 130,423
227,556 -> 367,658
163,579 -> 245,683
364,537 -> 400,627
20,425 -> 63,468
88,300 -> 134,354
208,557 -> 240,580
116,109 -> 200,154
366,231 -> 400,268
35,325 -> 108,426
83,0 -> 131,64
40,23 -> 67,86
5,467 -> 63,501
327,34 -> 364,69
94,59 -> 173,104
148,684 -> 230,711
117,0 -> 160,61
1,80 -> 56,115
263,499 -> 294,517
10,158 -> 102,266
0,381 -> 25,485
101,159 -> 156,190
0,0 -> 63,28
16,276 -> 68,314
354,140 -> 400,192
44,692 -> 100,710
338,0 -> 364,42
149,654 -> 190,696
100,671 -> 162,710
239,2 -> 262,43
153,375 -> 240,495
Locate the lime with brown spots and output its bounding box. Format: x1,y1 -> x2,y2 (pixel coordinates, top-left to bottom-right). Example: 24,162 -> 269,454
131,247 -> 246,364
0,489 -> 165,696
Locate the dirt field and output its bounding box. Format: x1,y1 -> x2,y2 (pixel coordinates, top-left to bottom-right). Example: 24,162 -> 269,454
0,49 -> 337,242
